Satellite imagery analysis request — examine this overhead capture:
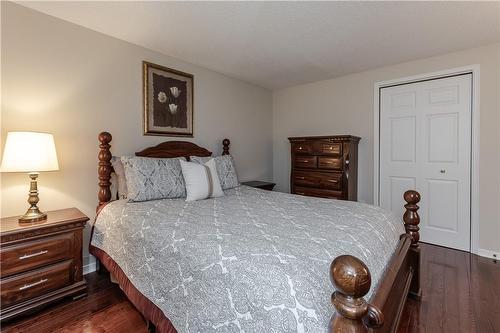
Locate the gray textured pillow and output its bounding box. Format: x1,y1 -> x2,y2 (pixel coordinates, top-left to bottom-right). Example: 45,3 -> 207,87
190,155 -> 239,190
121,156 -> 186,202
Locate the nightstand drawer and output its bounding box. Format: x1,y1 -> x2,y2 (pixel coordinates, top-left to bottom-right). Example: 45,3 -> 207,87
1,260 -> 73,307
0,233 -> 73,277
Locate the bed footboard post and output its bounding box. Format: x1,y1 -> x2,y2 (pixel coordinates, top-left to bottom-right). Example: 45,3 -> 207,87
222,138 -> 230,155
329,255 -> 371,333
403,190 -> 421,299
97,132 -> 113,213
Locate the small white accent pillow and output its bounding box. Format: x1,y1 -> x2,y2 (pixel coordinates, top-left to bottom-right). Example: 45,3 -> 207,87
111,156 -> 128,200
180,159 -> 224,202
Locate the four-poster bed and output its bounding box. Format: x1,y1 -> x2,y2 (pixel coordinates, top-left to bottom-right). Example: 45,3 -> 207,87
90,131 -> 421,333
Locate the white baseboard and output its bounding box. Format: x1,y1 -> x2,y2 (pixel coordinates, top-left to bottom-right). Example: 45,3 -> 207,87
476,248 -> 499,260
83,255 -> 97,275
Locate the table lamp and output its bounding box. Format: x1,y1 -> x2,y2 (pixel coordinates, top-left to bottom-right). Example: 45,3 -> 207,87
1,132 -> 59,224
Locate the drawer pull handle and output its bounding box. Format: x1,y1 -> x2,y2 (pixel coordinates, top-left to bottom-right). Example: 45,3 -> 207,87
296,192 -> 305,195
19,278 -> 48,291
327,180 -> 339,183
297,177 -> 305,180
298,147 -> 303,150
19,250 -> 48,260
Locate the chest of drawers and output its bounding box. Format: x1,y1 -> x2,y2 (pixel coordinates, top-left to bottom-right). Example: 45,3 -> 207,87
289,135 -> 360,200
0,208 -> 88,321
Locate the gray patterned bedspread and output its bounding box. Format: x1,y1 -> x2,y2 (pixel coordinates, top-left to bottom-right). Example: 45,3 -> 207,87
91,185 -> 405,332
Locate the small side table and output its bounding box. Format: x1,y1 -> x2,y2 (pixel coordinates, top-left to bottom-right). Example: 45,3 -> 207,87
0,208 -> 89,321
242,181 -> 276,191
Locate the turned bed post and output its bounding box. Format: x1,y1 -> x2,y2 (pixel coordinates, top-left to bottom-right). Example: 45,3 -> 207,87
97,132 -> 113,213
329,255 -> 371,332
329,190 -> 421,332
403,190 -> 421,299
222,139 -> 230,155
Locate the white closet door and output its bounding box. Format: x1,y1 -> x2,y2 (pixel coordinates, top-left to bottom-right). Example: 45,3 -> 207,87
380,74 -> 471,251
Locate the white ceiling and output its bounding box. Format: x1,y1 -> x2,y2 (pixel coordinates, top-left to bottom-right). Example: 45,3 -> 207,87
18,1 -> 500,90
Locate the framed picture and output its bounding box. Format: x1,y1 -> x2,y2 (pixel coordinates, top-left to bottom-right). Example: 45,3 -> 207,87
143,61 -> 194,137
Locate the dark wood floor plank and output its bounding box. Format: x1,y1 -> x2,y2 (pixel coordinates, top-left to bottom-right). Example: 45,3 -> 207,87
2,244 -> 498,333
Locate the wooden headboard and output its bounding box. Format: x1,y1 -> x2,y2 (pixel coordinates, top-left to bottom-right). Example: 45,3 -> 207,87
97,131 -> 230,212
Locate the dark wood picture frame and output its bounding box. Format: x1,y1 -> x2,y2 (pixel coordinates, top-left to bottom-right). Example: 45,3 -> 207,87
143,61 -> 194,137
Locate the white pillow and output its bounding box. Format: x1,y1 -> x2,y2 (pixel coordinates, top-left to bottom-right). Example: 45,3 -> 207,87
111,156 -> 128,199
180,159 -> 223,202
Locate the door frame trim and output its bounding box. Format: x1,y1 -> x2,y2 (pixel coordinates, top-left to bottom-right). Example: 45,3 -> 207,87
373,65 -> 480,254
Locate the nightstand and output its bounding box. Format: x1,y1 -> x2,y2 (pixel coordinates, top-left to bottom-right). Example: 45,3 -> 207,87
242,181 -> 276,191
0,208 -> 89,321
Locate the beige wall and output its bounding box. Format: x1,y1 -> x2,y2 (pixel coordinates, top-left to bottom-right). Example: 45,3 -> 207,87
273,43 -> 500,253
1,3 -> 273,267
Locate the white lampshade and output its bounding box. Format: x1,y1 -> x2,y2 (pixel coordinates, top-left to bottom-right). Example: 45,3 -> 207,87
1,132 -> 59,173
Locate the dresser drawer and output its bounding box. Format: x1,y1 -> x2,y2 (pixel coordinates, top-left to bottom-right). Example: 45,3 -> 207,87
294,156 -> 317,169
1,260 -> 73,307
317,142 -> 342,155
294,186 -> 343,199
0,233 -> 73,277
293,171 -> 342,191
293,172 -> 320,188
292,142 -> 313,155
318,157 -> 343,170
319,173 -> 342,190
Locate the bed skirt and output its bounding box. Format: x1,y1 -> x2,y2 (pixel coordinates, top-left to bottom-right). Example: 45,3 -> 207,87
89,245 -> 177,333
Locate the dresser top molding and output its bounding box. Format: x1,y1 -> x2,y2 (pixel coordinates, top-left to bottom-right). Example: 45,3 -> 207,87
288,135 -> 361,142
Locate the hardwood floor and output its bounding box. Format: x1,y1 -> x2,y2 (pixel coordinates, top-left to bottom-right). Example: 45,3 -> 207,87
398,243 -> 500,333
1,243 -> 498,333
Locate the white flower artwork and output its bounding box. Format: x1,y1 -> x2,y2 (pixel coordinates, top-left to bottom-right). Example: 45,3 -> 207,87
168,104 -> 178,114
157,91 -> 167,103
170,87 -> 181,98
144,61 -> 193,136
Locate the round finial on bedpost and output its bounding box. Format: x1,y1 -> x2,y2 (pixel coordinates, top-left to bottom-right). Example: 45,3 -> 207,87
222,138 -> 230,155
403,190 -> 420,247
99,131 -> 112,145
97,132 -> 113,212
329,255 -> 370,332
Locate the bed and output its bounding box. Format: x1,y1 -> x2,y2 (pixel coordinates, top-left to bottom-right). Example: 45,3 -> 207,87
90,132 -> 421,333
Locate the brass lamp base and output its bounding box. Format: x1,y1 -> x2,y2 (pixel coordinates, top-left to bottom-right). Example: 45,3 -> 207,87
18,207 -> 47,224
18,172 -> 48,225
